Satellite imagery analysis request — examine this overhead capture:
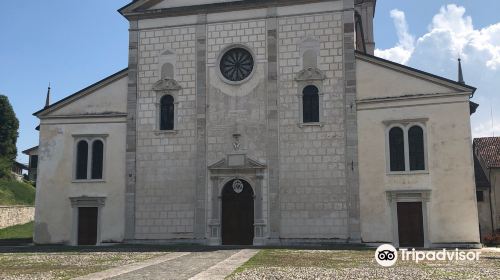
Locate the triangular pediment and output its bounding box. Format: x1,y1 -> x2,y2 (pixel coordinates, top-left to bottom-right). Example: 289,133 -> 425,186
208,155 -> 266,170
119,0 -> 242,15
152,79 -> 182,92
355,52 -> 476,101
34,69 -> 128,118
295,67 -> 326,81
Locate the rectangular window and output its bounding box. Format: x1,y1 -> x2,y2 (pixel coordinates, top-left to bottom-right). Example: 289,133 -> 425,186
30,155 -> 38,169
476,191 -> 484,202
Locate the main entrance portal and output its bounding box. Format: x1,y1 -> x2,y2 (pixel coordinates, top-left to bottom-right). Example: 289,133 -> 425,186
221,179 -> 254,245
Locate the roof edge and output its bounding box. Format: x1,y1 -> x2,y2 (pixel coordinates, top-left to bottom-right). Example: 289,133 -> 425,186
355,51 -> 477,95
22,146 -> 39,155
33,68 -> 128,117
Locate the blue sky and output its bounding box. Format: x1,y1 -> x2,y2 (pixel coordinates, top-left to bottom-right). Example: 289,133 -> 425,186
0,0 -> 499,163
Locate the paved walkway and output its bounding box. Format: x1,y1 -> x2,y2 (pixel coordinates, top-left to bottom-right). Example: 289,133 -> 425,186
75,249 -> 258,280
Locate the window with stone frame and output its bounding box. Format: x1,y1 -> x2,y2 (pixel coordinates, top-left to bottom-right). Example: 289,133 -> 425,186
408,125 -> 425,171
389,127 -> 405,172
76,140 -> 88,180
302,85 -> 320,123
75,138 -> 105,180
387,123 -> 427,173
91,140 -> 104,179
160,94 -> 175,131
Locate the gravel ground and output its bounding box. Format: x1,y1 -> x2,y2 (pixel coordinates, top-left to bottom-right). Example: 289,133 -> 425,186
0,250 -> 167,280
229,250 -> 500,280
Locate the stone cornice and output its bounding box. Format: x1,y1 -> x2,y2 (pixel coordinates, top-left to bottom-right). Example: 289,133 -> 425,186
120,0 -> 348,21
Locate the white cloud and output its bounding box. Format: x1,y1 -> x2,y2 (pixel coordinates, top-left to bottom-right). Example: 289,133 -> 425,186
472,119 -> 500,138
377,4 -> 500,70
375,4 -> 500,140
375,9 -> 415,64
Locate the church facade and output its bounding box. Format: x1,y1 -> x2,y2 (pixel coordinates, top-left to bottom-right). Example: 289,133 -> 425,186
33,0 -> 481,248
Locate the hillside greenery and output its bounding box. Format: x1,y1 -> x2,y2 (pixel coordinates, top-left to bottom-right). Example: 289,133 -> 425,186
0,179 -> 35,206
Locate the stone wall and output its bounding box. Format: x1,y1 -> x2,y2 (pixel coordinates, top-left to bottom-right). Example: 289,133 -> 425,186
135,25 -> 198,239
0,206 -> 34,229
278,12 -> 348,239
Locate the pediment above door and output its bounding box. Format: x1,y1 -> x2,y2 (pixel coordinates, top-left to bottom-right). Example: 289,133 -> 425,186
208,154 -> 266,171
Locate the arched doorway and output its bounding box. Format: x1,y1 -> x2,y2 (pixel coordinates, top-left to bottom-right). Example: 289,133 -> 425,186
221,179 -> 254,245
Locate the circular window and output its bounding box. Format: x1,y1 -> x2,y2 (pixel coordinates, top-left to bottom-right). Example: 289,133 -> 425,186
219,47 -> 254,82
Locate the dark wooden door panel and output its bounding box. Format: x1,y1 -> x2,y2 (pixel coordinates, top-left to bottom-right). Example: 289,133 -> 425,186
222,180 -> 254,245
78,207 -> 98,246
397,202 -> 424,247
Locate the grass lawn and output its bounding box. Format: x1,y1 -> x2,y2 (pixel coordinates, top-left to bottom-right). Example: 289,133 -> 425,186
0,221 -> 33,239
230,248 -> 500,279
0,179 -> 35,206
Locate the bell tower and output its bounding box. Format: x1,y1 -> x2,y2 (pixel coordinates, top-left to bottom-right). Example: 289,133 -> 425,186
355,0 -> 376,54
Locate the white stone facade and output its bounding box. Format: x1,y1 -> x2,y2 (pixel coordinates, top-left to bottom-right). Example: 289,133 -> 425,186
32,0 -> 480,248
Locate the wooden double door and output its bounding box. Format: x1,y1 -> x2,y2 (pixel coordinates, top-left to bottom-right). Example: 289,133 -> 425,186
221,179 -> 254,245
397,202 -> 424,247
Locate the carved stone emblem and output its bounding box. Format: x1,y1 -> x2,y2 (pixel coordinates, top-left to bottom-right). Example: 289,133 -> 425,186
232,133 -> 241,151
232,180 -> 244,194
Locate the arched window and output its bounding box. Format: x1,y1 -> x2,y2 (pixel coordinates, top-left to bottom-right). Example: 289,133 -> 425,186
76,140 -> 88,180
303,85 -> 319,123
409,126 -> 425,170
91,140 -> 104,179
303,49 -> 317,69
160,95 -> 174,131
161,63 -> 174,79
389,127 -> 405,171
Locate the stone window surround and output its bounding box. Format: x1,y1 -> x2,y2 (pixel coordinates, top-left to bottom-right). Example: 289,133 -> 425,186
216,44 -> 257,86
384,119 -> 429,175
69,196 -> 106,246
297,80 -> 325,127
386,190 -> 431,248
154,91 -> 179,135
72,134 -> 108,183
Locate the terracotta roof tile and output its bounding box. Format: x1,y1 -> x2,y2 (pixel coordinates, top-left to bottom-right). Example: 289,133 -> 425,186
474,137 -> 500,168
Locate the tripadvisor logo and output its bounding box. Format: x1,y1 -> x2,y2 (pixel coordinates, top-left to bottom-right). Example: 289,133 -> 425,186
375,244 -> 481,267
375,244 -> 398,267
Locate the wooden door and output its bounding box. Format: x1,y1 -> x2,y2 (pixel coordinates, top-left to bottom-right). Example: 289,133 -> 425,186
397,202 -> 424,247
78,207 -> 98,245
221,179 -> 254,245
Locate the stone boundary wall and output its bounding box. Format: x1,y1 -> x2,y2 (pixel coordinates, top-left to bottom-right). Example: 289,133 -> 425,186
0,206 -> 35,229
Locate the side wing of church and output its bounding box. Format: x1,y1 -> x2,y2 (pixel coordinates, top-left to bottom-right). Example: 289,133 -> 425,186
32,0 -> 480,248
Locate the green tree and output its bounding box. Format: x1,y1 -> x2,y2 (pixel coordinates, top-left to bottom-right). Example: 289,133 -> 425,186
0,95 -> 19,178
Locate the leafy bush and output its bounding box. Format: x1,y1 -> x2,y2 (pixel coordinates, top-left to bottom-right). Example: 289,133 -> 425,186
0,157 -> 12,179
